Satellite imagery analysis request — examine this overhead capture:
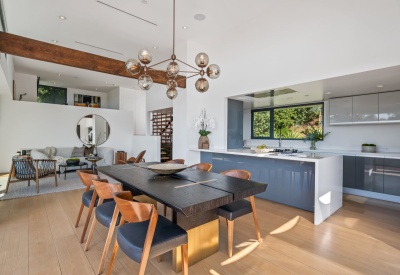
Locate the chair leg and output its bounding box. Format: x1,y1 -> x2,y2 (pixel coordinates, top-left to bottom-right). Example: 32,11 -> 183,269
5,164 -> 13,193
28,179 -> 30,187
84,214 -> 97,251
181,243 -> 188,275
36,174 -> 39,193
97,207 -> 119,275
75,203 -> 85,228
54,166 -> 58,187
227,219 -> 234,257
249,196 -> 261,242
80,199 -> 96,243
106,240 -> 119,275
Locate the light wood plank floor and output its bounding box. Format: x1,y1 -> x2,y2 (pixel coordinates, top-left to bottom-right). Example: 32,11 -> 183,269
0,190 -> 399,275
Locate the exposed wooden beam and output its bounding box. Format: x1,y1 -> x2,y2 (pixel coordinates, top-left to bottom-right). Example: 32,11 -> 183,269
0,31 -> 186,88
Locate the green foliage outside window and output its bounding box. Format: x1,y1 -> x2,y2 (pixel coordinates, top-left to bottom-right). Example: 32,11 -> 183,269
252,103 -> 324,140
37,85 -> 67,105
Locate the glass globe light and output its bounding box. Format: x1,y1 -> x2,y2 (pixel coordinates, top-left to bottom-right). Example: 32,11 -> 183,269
138,49 -> 152,65
206,64 -> 221,79
195,77 -> 209,93
166,61 -> 180,78
166,87 -> 178,100
195,52 -> 209,68
125,58 -> 142,75
138,75 -> 153,90
166,79 -> 177,88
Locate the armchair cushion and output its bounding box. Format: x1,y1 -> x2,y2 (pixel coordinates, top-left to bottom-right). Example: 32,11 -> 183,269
30,150 -> 49,160
44,146 -> 57,157
71,146 -> 85,157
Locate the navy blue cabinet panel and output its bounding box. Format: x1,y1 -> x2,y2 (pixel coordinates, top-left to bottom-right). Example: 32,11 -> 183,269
227,99 -> 244,149
383,158 -> 400,196
201,152 -> 315,212
343,156 -> 356,188
355,157 -> 384,192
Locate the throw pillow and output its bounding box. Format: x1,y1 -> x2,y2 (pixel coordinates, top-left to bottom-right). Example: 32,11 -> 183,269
71,146 -> 85,157
44,146 -> 57,157
84,146 -> 95,157
30,149 -> 49,160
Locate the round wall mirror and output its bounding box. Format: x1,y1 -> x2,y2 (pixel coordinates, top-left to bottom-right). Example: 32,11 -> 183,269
76,115 -> 110,146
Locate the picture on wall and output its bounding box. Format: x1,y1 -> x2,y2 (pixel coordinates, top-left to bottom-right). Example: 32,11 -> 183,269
74,94 -> 101,108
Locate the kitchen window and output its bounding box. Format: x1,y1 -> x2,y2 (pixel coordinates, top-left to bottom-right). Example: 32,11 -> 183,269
251,103 -> 324,140
37,84 -> 67,105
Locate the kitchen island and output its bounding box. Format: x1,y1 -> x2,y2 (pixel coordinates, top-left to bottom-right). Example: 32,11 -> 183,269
192,148 -> 343,225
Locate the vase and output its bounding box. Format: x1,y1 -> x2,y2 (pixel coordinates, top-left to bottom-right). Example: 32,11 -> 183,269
310,140 -> 317,150
198,136 -> 210,149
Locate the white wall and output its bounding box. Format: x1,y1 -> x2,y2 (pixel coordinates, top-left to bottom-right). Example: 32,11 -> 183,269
0,53 -> 14,96
0,93 -> 134,172
174,0 -> 400,158
15,72 -> 37,102
146,84 -> 173,112
107,87 -> 120,110
119,87 -> 147,135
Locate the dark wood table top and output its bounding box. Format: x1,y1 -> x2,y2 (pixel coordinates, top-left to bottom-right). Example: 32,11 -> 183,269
97,163 -> 267,217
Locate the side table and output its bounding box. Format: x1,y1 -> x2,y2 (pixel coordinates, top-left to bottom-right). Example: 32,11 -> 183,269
85,157 -> 103,174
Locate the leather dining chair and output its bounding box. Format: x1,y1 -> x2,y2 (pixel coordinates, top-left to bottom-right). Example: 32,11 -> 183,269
106,191 -> 188,275
84,180 -> 123,275
188,162 -> 212,172
76,170 -> 102,243
118,150 -> 146,164
166,159 -> 185,164
218,169 -> 261,257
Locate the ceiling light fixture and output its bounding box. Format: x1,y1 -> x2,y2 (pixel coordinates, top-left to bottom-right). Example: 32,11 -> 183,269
377,85 -> 383,88
52,40 -> 58,43
125,0 -> 221,99
59,16 -> 67,20
182,26 -> 188,30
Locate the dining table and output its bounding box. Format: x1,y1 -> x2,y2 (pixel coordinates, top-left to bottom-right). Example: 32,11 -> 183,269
97,162 -> 267,272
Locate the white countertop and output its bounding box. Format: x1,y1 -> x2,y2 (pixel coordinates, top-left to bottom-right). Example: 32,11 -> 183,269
191,148 -> 339,163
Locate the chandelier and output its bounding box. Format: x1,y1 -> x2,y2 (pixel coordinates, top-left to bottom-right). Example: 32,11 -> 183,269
124,0 -> 221,99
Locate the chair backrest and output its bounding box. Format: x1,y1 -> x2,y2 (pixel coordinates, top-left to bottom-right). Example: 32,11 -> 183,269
12,158 -> 36,179
92,179 -> 123,200
77,170 -> 100,188
113,191 -> 157,223
134,150 -> 146,163
166,159 -> 185,164
188,162 -> 212,172
220,169 -> 251,180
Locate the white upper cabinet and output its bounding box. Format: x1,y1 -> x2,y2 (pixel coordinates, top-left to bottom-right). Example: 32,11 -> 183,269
353,94 -> 379,122
329,97 -> 353,124
379,91 -> 400,122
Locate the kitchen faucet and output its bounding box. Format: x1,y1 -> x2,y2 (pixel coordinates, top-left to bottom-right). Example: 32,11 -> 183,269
279,136 -> 282,148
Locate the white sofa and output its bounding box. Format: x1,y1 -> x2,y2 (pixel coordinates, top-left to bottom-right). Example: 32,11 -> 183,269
30,147 -> 114,171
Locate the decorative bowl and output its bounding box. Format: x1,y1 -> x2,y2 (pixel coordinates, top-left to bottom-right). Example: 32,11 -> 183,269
254,148 -> 273,153
147,164 -> 188,175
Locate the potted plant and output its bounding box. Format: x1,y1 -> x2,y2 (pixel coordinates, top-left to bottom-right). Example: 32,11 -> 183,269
193,109 -> 215,149
302,127 -> 331,150
362,143 -> 376,153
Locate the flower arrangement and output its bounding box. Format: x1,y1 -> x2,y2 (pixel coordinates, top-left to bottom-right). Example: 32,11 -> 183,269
193,109 -> 216,136
302,126 -> 330,149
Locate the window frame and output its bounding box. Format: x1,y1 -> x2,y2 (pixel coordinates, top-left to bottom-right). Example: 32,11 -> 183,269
37,84 -> 67,105
251,102 -> 325,140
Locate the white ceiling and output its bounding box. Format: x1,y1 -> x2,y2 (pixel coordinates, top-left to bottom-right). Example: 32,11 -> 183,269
2,0 -> 400,102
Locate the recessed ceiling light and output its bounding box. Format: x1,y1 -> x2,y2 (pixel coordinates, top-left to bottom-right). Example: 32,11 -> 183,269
377,85 -> 383,88
52,40 -> 59,43
182,26 -> 188,30
326,92 -> 331,95
194,14 -> 206,21
142,0 -> 148,4
95,88 -> 98,91
153,46 -> 158,49
59,16 -> 67,20
57,73 -> 61,76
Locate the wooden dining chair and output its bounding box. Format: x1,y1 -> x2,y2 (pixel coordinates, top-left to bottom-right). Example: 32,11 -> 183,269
218,169 -> 261,257
118,150 -> 146,164
106,191 -> 188,275
76,170 -> 105,243
84,180 -> 123,275
188,162 -> 212,172
166,159 -> 185,164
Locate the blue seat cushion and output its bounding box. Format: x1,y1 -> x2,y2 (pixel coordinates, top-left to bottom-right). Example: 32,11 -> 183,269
82,190 -> 113,208
218,199 -> 253,221
95,201 -> 121,227
117,215 -> 188,263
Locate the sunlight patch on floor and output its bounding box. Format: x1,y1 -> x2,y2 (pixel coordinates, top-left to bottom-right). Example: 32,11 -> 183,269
220,240 -> 260,266
270,216 -> 300,235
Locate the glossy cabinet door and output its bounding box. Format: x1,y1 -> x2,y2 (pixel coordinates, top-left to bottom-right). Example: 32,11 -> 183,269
352,94 -> 379,122
343,156 -> 356,188
379,91 -> 400,122
329,97 -> 353,124
383,158 -> 400,196
355,157 -> 384,192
